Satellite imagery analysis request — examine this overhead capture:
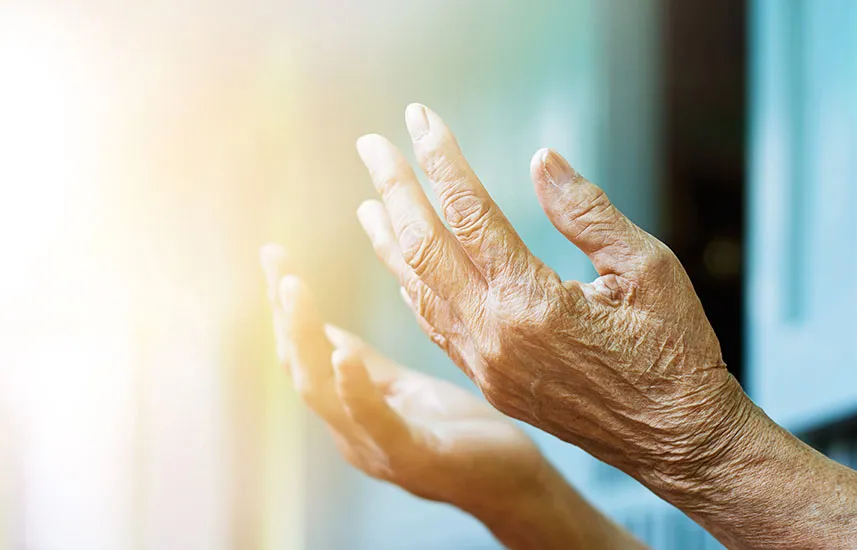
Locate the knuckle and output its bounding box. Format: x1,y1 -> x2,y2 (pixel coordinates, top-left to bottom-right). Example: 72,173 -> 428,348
441,188 -> 491,237
428,330 -> 449,351
486,279 -> 555,334
420,147 -> 449,181
373,171 -> 399,199
402,277 -> 423,307
568,189 -> 616,239
400,222 -> 442,277
419,131 -> 457,177
411,289 -> 441,330
372,158 -> 410,198
580,188 -> 613,217
641,243 -> 676,273
408,281 -> 430,310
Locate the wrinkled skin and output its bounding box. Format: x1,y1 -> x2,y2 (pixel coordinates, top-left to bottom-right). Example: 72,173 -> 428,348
354,104 -> 751,490
259,244 -> 546,512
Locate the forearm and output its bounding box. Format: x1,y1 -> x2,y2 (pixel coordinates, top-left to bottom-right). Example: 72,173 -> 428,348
651,389 -> 857,549
462,461 -> 648,550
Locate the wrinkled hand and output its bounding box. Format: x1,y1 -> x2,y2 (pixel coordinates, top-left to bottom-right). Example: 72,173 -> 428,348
259,244 -> 546,513
354,104 -> 752,492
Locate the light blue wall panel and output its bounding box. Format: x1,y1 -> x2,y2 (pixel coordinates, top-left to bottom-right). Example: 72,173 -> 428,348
748,0 -> 857,431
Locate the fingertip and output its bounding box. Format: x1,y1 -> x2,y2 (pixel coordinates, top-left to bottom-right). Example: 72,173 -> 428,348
355,133 -> 388,165
531,148 -> 576,190
529,148 -> 551,180
260,243 -> 288,280
356,199 -> 383,232
357,198 -> 381,216
405,103 -> 430,141
545,149 -> 576,184
259,242 -> 285,263
405,102 -> 426,114
355,133 -> 373,157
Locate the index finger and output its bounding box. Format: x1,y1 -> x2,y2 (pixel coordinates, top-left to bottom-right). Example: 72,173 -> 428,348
279,276 -> 334,402
405,104 -> 541,284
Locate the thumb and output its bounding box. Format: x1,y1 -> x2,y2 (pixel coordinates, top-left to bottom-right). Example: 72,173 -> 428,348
530,148 -> 646,276
332,349 -> 412,453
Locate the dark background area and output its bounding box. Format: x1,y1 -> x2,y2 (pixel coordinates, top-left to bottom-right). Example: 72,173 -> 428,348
662,0 -> 747,384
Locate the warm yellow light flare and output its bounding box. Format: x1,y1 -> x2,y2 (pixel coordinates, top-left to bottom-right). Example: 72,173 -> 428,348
0,10 -> 113,314
0,10 -> 140,550
0,8 -> 305,549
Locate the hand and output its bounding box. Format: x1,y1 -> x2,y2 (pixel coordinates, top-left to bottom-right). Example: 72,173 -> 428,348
259,244 -> 647,550
353,104 -> 752,496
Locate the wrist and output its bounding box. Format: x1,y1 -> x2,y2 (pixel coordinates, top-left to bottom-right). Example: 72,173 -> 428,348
639,371 -> 760,504
464,460 -> 644,550
642,375 -> 857,549
456,456 -> 556,530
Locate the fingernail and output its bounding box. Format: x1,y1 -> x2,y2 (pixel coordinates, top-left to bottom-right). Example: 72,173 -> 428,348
541,149 -> 578,188
405,103 -> 429,141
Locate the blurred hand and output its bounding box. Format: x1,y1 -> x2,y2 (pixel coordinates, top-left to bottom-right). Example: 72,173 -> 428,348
353,104 -> 752,493
259,244 -> 545,513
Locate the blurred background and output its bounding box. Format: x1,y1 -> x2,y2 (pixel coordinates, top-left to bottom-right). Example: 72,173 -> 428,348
0,0 -> 855,548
